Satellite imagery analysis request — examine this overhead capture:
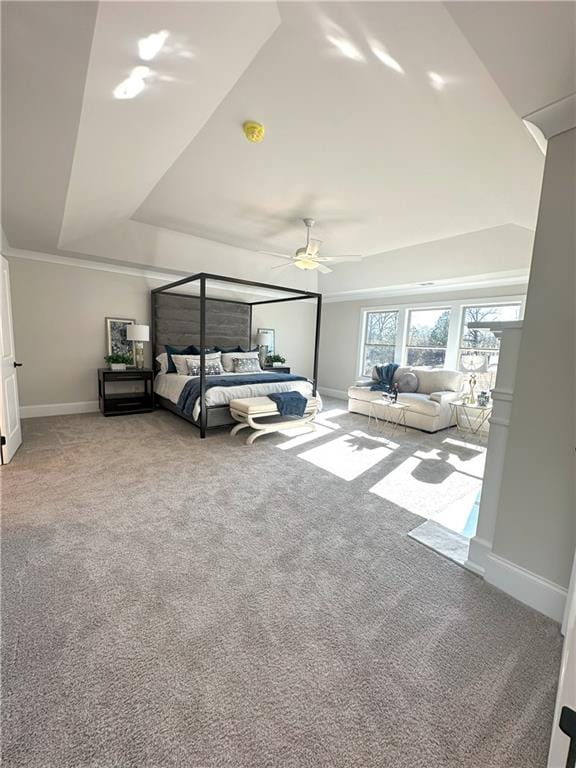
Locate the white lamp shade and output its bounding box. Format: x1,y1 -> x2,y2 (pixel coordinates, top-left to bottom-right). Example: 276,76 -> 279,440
257,331 -> 272,346
126,324 -> 149,342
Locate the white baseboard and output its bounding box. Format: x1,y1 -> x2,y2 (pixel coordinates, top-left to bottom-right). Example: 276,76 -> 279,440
319,387 -> 348,401
465,535 -> 493,576
485,552 -> 567,623
20,401 -> 99,418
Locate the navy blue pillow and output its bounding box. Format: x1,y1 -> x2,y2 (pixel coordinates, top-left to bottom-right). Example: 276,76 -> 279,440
215,345 -> 243,353
165,344 -> 201,373
240,347 -> 259,353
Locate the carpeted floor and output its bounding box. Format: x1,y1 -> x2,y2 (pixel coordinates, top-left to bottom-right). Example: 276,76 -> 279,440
1,401 -> 561,767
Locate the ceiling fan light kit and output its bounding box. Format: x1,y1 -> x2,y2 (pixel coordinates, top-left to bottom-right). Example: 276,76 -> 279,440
262,218 -> 365,273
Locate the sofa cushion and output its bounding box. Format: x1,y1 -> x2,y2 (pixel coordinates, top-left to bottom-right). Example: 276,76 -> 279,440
412,368 -> 462,394
430,390 -> 461,405
396,392 -> 441,416
348,386 -> 386,403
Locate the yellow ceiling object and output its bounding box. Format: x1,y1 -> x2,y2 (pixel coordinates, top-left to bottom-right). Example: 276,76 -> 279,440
243,121 -> 265,143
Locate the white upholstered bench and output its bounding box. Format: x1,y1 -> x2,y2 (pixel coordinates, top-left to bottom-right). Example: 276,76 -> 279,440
229,396 -> 319,445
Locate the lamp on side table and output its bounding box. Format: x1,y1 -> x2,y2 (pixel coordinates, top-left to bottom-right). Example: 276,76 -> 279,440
126,324 -> 149,369
256,330 -> 272,369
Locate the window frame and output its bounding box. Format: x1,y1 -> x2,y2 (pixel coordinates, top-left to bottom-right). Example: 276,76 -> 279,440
359,309 -> 400,376
458,302 -> 523,353
357,295 -> 525,378
404,306 -> 451,368
457,301 -> 523,387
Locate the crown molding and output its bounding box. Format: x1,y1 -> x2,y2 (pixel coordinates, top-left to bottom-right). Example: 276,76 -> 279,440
323,270 -> 529,303
1,245 -> 184,282
523,93 -> 576,140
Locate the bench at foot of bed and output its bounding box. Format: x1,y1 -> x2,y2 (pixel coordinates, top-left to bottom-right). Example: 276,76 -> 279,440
229,396 -> 319,445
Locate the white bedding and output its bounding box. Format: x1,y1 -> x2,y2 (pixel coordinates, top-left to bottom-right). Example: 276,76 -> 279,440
154,372 -> 321,420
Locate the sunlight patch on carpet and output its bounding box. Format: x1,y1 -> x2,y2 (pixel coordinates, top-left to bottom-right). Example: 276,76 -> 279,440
298,430 -> 399,481
369,450 -> 483,521
276,423 -> 335,450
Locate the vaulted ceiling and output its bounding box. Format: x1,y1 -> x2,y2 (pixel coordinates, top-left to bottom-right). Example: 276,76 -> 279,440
2,1 -> 574,290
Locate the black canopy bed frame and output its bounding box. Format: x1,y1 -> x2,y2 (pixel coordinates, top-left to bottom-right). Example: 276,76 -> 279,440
151,272 -> 322,438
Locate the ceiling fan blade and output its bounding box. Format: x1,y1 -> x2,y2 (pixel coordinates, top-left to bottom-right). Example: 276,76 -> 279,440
259,250 -> 293,259
317,255 -> 364,263
271,262 -> 294,271
316,263 -> 332,274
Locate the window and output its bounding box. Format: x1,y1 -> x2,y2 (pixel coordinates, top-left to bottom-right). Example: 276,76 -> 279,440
459,304 -> 521,390
361,310 -> 398,375
359,297 -> 524,380
405,308 -> 450,367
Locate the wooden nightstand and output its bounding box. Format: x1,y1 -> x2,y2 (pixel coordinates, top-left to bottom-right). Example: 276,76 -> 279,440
263,366 -> 291,374
98,368 -> 154,416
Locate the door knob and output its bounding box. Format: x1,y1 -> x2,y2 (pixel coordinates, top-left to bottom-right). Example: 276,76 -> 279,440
13,362 -> 22,367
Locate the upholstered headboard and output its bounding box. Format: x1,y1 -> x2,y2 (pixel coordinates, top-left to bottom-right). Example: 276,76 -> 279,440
151,292 -> 251,360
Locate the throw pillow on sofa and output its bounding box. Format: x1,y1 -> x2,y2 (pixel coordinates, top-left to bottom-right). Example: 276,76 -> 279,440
397,371 -> 419,393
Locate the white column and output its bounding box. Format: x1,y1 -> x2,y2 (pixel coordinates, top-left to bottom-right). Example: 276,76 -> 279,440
465,322 -> 523,575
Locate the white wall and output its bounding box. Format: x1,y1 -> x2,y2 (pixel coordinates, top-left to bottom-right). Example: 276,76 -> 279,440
8,255 -> 319,410
66,219 -> 318,294
9,257 -> 156,408
318,224 -> 533,298
490,128 -> 576,590
252,301 -> 317,379
319,285 -> 527,395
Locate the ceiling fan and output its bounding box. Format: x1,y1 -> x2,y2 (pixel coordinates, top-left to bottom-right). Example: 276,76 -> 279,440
260,218 -> 363,274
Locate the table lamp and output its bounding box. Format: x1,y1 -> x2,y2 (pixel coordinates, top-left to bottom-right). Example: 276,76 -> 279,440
126,324 -> 149,369
256,331 -> 272,368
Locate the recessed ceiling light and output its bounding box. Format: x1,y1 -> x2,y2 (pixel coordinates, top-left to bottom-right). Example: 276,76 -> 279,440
138,30 -> 169,61
428,71 -> 446,90
370,42 -> 404,74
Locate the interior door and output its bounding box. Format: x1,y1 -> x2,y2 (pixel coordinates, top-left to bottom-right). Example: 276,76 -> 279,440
548,551 -> 576,767
0,255 -> 22,464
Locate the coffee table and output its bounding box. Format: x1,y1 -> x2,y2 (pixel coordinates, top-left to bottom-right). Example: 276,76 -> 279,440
368,397 -> 411,437
450,400 -> 492,436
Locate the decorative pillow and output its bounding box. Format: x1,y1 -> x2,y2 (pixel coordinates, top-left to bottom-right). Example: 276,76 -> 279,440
186,359 -> 224,376
215,345 -> 244,353
233,357 -> 262,373
165,344 -> 201,373
156,353 -> 169,374
221,351 -> 259,373
397,371 -> 419,393
171,352 -> 222,376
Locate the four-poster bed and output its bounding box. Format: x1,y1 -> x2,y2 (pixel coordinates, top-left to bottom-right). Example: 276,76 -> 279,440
151,272 -> 322,438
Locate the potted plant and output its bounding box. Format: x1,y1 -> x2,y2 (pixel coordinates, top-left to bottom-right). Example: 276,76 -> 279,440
104,353 -> 133,371
266,353 -> 286,368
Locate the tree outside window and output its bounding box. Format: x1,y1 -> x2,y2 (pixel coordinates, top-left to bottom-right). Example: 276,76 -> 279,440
362,311 -> 398,375
459,304 -> 521,390
406,308 -> 450,367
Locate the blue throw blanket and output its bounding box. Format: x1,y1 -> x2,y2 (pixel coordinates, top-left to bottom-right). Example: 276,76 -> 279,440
268,391 -> 307,417
370,363 -> 399,392
176,372 -> 308,417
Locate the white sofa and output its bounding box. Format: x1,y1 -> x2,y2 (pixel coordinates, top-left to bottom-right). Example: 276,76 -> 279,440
348,367 -> 463,433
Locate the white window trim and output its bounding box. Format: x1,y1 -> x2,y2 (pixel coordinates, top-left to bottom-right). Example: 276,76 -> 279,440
357,294 -> 526,377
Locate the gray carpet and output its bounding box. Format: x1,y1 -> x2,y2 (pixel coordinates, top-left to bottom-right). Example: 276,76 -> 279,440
2,402 -> 562,767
